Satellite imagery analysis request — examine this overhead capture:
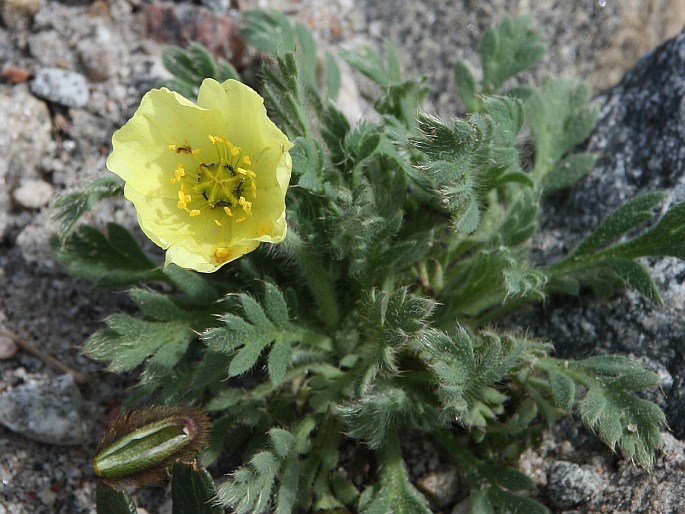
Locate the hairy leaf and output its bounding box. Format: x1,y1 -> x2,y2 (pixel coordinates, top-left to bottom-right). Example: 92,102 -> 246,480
52,224 -> 165,288
480,16 -> 545,94
171,461 -> 224,514
527,78 -> 597,182
52,176 -> 123,240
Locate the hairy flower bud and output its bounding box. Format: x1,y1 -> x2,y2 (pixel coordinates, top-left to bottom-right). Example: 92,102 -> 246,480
93,406 -> 210,488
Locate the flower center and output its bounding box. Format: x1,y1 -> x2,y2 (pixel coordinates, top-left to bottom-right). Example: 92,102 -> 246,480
167,135 -> 257,223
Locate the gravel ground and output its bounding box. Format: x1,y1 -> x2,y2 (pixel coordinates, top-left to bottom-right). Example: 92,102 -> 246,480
0,1 -> 682,512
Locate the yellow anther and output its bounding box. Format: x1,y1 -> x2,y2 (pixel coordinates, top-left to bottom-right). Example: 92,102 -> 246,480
239,196 -> 252,215
231,147 -> 240,157
242,156 -> 251,165
178,191 -> 185,202
173,164 -> 186,183
184,194 -> 191,203
246,170 -> 256,179
223,206 -> 233,216
251,182 -> 257,198
236,167 -> 247,175
177,200 -> 186,209
215,247 -> 232,263
236,217 -> 246,223
190,209 -> 201,217
166,144 -> 177,151
214,219 -> 222,227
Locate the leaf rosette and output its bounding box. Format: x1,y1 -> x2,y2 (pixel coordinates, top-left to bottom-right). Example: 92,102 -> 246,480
107,78 -> 293,272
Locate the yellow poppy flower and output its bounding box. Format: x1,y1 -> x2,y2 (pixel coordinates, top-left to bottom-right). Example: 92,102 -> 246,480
106,79 -> 293,272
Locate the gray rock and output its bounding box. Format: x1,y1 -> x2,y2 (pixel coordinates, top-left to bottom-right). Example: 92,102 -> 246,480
12,180 -> 54,210
0,374 -> 88,446
28,30 -> 76,69
546,461 -> 601,509
31,67 -> 89,108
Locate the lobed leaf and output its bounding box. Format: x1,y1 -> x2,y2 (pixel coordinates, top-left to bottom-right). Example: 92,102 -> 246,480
52,223 -> 165,288
480,16 -> 545,95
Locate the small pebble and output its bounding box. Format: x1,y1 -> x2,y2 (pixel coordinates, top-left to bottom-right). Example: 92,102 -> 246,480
31,68 -> 89,108
77,25 -> 115,82
12,180 -> 54,210
0,0 -> 39,30
0,335 -> 18,360
0,374 -> 88,446
546,460 -> 601,509
1,64 -> 31,84
416,465 -> 465,508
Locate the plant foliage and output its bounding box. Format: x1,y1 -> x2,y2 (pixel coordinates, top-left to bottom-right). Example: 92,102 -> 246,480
57,12 -> 679,514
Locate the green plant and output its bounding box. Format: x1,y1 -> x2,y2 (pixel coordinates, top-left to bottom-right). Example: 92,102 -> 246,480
55,11 -> 675,513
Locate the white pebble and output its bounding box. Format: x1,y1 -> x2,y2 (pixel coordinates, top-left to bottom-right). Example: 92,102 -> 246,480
13,179 -> 54,209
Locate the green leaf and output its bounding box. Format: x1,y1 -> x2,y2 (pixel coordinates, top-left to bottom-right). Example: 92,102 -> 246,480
596,258 -> 662,304
486,486 -> 549,514
162,42 -> 239,98
171,461 -> 224,514
346,122 -> 382,166
608,201 -> 685,260
96,482 -> 137,514
571,192 -> 665,257
204,284 -> 305,383
242,10 -> 296,56
290,137 -> 325,192
542,356 -> 665,469
480,16 -> 545,94
423,328 -> 550,427
85,315 -> 193,372
52,224 -> 165,288
164,264 -> 222,306
544,152 -> 597,193
360,433 -> 431,514
268,339 -> 293,385
324,52 -> 341,100
547,369 -> 576,410
295,22 -> 317,89
217,425 -> 309,514
276,455 -> 300,514
217,451 -> 279,514
498,189 -> 539,247
52,176 -> 124,240
454,59 -> 478,112
129,288 -> 189,321
527,78 -> 597,181
341,44 -> 388,86
481,464 -> 534,491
